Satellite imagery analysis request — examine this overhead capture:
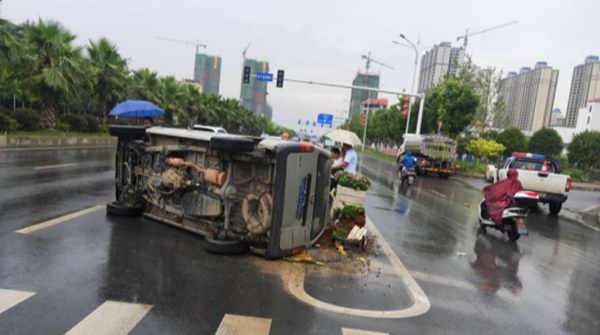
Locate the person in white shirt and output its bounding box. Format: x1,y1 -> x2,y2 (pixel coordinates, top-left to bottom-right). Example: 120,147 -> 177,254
332,143 -> 357,175
331,147 -> 344,176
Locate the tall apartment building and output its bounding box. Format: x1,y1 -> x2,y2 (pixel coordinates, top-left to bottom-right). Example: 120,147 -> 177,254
564,56 -> 600,127
240,59 -> 272,120
417,42 -> 465,93
349,73 -> 380,118
193,53 -> 221,96
499,62 -> 559,132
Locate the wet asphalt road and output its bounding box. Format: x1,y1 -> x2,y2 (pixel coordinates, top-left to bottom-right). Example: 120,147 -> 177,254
0,147 -> 599,335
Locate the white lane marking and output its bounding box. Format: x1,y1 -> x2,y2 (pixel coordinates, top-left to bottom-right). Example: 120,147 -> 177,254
15,205 -> 105,234
429,189 -> 446,198
410,271 -> 475,291
0,289 -> 36,315
342,328 -> 389,335
33,163 -> 79,170
215,314 -> 272,335
65,301 -> 152,335
287,216 -> 430,319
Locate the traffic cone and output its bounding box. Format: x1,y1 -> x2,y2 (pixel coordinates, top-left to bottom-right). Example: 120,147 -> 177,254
541,160 -> 548,173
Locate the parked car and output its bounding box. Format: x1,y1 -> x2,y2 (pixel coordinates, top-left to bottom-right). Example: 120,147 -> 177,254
107,125 -> 331,258
193,124 -> 228,133
495,153 -> 571,215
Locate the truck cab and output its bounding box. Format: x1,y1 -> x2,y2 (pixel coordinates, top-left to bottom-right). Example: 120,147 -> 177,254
496,153 -> 571,215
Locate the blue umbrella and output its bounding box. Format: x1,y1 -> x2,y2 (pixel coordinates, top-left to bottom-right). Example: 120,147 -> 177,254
109,100 -> 165,117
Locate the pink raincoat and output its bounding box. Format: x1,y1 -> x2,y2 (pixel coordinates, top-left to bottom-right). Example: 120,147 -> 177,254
482,169 -> 523,225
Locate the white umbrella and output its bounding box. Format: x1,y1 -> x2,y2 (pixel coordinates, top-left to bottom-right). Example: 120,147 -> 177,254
325,129 -> 362,146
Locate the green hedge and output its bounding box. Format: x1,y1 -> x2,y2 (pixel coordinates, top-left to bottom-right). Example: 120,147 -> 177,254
12,108 -> 43,131
59,114 -> 88,133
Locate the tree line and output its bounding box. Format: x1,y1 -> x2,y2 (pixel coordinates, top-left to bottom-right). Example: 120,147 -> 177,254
0,17 -> 271,136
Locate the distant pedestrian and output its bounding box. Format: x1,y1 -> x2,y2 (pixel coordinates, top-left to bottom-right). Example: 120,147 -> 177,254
282,132 -> 291,141
142,117 -> 154,127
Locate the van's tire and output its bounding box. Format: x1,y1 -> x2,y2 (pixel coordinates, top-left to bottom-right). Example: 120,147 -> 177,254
203,238 -> 248,255
549,202 -> 562,216
107,202 -> 144,216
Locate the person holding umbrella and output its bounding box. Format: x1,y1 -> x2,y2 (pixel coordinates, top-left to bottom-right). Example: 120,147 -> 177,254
332,142 -> 357,174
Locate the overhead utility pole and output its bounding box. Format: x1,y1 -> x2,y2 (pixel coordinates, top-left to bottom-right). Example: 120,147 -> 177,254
393,34 -> 431,135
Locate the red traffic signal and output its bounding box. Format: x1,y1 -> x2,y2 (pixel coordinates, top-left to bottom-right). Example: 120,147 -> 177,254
362,123 -> 365,127
402,111 -> 408,118
403,104 -> 409,110
362,115 -> 367,121
403,97 -> 410,103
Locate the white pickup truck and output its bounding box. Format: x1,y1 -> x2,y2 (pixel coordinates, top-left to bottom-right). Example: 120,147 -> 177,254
495,153 -> 571,215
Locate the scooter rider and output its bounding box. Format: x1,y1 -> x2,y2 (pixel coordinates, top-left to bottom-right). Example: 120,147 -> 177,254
400,151 -> 416,177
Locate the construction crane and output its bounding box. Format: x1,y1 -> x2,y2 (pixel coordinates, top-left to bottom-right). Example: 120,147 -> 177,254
156,36 -> 207,53
361,52 -> 394,86
456,21 -> 517,50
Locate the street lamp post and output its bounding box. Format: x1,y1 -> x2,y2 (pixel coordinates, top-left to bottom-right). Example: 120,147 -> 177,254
392,35 -> 431,135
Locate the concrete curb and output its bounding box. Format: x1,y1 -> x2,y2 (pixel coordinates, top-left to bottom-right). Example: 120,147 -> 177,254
0,136 -> 117,149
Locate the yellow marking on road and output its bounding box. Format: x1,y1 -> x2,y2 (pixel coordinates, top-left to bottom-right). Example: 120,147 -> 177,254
215,314 -> 272,335
342,328 -> 389,335
33,163 -> 79,170
430,189 -> 446,198
65,301 -> 152,335
15,205 -> 105,234
0,289 -> 36,315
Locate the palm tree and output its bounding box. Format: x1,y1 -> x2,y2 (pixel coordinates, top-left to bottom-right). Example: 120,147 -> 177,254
87,38 -> 128,124
180,84 -> 201,124
158,76 -> 181,125
25,20 -> 84,129
131,68 -> 159,103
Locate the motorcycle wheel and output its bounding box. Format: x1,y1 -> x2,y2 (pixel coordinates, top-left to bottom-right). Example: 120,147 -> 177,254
478,220 -> 487,234
507,221 -> 520,241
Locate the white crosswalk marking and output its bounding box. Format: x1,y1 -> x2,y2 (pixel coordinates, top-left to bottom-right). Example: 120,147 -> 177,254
64,301 -> 152,335
342,328 -> 390,335
215,314 -> 272,335
0,289 -> 36,315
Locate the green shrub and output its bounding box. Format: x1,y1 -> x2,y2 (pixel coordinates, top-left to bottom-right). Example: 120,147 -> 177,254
56,120 -> 71,132
108,117 -> 135,125
12,108 -> 43,131
528,127 -> 563,158
454,160 -> 488,174
84,115 -> 99,132
567,131 -> 600,173
59,114 -> 88,133
496,127 -> 527,156
96,125 -> 109,133
0,114 -> 13,132
563,168 -> 586,183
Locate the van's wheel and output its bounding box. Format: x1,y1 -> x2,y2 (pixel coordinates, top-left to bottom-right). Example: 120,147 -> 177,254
549,202 -> 562,216
106,202 -> 144,216
507,222 -> 520,242
203,238 -> 248,255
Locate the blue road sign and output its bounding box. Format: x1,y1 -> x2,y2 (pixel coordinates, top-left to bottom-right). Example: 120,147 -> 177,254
317,113 -> 333,125
256,72 -> 273,82
311,135 -> 318,139
313,122 -> 316,127
298,119 -> 301,125
306,121 -> 309,126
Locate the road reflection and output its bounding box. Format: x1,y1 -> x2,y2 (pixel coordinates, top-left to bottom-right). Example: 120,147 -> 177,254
471,234 -> 522,294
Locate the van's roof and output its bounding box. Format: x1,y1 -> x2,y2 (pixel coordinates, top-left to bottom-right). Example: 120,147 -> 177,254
147,127 -> 246,141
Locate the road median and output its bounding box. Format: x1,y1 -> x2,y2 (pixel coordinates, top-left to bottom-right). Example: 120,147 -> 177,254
0,135 -> 117,149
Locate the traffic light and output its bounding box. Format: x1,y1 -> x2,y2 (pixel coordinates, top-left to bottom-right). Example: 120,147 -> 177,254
276,70 -> 284,88
243,66 -> 251,84
362,114 -> 366,127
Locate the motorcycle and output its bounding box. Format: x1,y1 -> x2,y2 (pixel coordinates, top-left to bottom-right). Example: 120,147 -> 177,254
399,166 -> 416,185
478,191 -> 539,241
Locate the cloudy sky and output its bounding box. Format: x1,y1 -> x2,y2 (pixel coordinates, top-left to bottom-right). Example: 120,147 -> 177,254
3,0 -> 598,134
